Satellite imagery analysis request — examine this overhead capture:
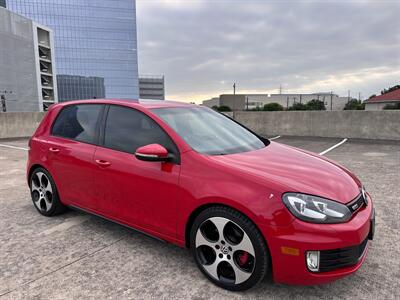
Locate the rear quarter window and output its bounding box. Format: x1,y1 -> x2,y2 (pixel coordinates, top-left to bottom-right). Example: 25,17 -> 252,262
51,104 -> 103,144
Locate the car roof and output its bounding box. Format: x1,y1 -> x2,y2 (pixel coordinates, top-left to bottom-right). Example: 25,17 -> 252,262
54,98 -> 197,109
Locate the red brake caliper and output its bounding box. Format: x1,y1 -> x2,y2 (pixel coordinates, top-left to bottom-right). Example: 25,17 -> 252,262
238,252 -> 249,266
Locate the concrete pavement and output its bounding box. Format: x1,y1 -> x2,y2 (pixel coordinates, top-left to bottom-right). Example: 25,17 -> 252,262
0,137 -> 399,299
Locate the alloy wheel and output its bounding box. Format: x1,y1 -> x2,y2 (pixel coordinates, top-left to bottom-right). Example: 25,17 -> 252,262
195,217 -> 256,285
31,172 -> 53,212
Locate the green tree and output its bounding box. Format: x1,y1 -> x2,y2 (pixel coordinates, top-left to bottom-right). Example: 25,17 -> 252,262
288,102 -> 308,110
383,102 -> 400,110
305,99 -> 326,111
211,105 -> 219,111
217,105 -> 232,112
263,102 -> 284,111
344,99 -> 365,110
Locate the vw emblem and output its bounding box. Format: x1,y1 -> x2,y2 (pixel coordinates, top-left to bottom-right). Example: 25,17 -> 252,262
221,246 -> 229,254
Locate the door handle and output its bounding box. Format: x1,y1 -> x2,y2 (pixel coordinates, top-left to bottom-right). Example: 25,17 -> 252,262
95,159 -> 111,167
49,147 -> 60,153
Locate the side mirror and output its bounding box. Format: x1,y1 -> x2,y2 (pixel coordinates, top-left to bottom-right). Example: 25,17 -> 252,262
135,143 -> 170,162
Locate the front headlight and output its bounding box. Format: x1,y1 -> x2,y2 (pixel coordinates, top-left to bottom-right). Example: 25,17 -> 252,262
282,193 -> 351,224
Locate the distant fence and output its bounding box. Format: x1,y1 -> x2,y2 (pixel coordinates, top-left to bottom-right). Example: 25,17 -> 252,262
0,111 -> 399,140
230,111 -> 400,140
0,112 -> 45,139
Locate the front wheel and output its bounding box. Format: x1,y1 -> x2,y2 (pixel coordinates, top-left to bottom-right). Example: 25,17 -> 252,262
190,206 -> 270,291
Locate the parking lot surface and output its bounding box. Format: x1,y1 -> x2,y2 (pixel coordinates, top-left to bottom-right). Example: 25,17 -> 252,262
0,137 -> 399,299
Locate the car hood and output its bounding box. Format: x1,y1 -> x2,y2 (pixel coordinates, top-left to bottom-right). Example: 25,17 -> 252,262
210,142 -> 360,204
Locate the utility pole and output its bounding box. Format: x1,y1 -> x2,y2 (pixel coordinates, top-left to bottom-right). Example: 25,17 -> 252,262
279,84 -> 282,94
330,91 -> 333,111
358,92 -> 361,101
246,96 -> 249,111
286,96 -> 289,109
348,90 -> 351,103
232,82 -> 236,119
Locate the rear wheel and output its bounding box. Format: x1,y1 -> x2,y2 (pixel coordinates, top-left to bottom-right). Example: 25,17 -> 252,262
190,206 -> 269,291
30,167 -> 65,216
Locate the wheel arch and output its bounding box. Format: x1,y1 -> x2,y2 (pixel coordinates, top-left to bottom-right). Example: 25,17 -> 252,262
28,164 -> 47,186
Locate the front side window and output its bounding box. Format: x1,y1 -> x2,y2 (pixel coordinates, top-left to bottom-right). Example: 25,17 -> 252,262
103,105 -> 177,154
152,107 -> 266,155
51,104 -> 102,144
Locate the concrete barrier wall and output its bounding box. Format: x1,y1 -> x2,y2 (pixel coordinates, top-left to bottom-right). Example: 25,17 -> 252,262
0,112 -> 45,139
233,111 -> 400,140
0,111 -> 399,140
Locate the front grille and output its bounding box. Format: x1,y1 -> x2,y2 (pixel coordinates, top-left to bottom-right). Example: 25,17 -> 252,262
346,192 -> 366,214
318,238 -> 368,272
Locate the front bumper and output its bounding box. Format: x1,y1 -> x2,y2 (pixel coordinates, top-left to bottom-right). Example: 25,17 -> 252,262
261,196 -> 374,285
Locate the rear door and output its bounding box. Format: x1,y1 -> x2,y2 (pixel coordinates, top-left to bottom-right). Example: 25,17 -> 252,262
93,105 -> 181,237
46,104 -> 104,210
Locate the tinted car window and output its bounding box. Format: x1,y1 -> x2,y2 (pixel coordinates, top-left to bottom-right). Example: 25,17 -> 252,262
104,105 -> 177,154
51,104 -> 102,144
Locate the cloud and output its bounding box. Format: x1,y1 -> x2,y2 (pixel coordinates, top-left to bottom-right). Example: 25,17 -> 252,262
137,0 -> 400,102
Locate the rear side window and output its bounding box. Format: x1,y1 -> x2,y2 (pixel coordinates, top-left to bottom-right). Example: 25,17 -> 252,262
104,105 -> 177,154
51,104 -> 102,144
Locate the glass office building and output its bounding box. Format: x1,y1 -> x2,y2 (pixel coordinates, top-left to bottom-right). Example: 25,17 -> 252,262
5,0 -> 139,101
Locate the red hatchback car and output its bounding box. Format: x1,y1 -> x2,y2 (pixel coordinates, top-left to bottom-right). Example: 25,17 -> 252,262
27,99 -> 375,291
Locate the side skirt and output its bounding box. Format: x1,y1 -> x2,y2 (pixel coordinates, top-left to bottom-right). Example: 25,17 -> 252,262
68,204 -> 171,244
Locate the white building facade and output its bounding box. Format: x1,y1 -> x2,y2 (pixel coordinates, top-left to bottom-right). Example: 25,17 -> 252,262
246,93 -> 348,110
139,76 -> 165,100
0,6 -> 57,112
203,93 -> 348,111
6,0 -> 139,101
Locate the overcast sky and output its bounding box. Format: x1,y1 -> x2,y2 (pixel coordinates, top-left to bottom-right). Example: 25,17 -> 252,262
137,0 -> 400,103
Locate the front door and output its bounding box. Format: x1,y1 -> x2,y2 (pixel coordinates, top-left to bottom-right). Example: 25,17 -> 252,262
93,105 -> 181,238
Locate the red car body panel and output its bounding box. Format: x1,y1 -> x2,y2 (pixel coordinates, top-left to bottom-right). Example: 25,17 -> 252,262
27,99 -> 373,285
209,142 -> 361,204
92,146 -> 181,237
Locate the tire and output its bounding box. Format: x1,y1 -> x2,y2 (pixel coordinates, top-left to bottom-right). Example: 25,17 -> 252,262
190,206 -> 270,291
30,167 -> 66,216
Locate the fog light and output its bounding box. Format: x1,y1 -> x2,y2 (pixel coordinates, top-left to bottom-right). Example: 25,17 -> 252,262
306,251 -> 320,272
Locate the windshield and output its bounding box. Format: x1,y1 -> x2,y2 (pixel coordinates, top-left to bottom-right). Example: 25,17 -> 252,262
152,107 -> 266,155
